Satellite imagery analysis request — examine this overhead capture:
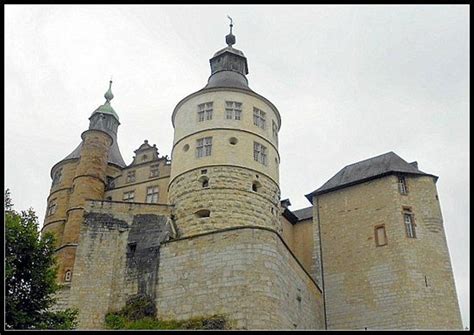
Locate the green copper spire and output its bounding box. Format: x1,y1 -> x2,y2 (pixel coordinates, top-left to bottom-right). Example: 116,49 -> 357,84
104,80 -> 114,102
90,80 -> 119,121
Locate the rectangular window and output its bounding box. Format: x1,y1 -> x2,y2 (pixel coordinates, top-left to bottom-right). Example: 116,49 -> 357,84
253,142 -> 267,165
149,164 -> 160,178
126,171 -> 136,183
196,137 -> 212,158
225,101 -> 242,120
374,225 -> 387,246
253,107 -> 266,129
198,102 -> 213,122
146,186 -> 159,203
46,199 -> 57,216
272,120 -> 278,141
123,191 -> 135,202
52,168 -> 62,186
404,212 -> 416,238
398,176 -> 408,194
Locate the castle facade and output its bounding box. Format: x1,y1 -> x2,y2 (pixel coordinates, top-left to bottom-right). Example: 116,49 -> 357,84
41,26 -> 462,330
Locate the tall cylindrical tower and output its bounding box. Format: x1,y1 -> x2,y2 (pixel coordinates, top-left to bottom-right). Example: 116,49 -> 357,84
42,81 -> 126,283
169,26 -> 282,237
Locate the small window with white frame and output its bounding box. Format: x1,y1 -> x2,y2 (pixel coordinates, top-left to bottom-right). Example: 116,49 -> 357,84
123,191 -> 135,202
398,176 -> 408,194
146,186 -> 159,203
196,137 -> 212,158
225,101 -> 242,120
403,208 -> 416,238
253,142 -> 267,165
198,102 -> 213,122
253,107 -> 266,129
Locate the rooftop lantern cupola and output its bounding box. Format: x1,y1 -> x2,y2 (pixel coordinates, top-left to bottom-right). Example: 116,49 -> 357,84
205,16 -> 250,90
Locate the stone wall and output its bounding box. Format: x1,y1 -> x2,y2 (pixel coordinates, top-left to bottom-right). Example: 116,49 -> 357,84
157,227 -> 324,330
68,200 -> 173,329
314,175 -> 462,330
67,201 -> 324,330
169,165 -> 281,237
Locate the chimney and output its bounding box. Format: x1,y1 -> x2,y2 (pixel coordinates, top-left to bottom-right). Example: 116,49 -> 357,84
409,161 -> 418,169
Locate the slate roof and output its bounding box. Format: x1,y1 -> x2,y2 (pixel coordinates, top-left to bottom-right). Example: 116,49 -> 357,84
305,151 -> 437,203
292,206 -> 313,221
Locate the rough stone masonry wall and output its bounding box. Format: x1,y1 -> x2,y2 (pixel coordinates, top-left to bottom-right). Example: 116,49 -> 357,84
156,227 -> 324,330
315,175 -> 462,330
169,165 -> 281,237
66,201 -> 323,329
67,200 -> 173,329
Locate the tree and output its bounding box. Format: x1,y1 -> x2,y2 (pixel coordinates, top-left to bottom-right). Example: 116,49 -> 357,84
5,188 -> 77,329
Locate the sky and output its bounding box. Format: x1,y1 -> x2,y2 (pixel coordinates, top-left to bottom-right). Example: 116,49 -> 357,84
5,5 -> 469,328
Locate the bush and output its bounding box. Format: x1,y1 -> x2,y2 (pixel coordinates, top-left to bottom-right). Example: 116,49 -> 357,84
104,294 -> 228,330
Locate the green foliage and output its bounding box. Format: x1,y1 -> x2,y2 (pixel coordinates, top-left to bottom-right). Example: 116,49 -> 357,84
104,294 -> 228,330
5,189 -> 78,329
120,294 -> 157,321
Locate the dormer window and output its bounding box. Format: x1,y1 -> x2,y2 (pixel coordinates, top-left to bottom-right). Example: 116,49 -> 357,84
198,102 -> 213,122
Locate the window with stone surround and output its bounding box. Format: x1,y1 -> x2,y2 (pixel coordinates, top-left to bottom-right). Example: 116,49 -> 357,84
146,186 -> 159,203
398,176 -> 408,194
403,208 -> 416,238
272,120 -> 278,142
253,142 -> 267,165
198,102 -> 213,122
126,170 -> 136,183
225,101 -> 242,120
52,167 -> 62,186
196,137 -> 212,158
123,191 -> 135,202
253,107 -> 266,129
149,164 -> 160,178
46,199 -> 57,216
374,225 -> 387,246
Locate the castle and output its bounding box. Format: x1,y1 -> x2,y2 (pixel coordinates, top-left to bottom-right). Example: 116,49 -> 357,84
41,23 -> 462,330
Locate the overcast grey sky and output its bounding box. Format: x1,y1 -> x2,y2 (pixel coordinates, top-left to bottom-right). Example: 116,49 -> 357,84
5,5 -> 469,328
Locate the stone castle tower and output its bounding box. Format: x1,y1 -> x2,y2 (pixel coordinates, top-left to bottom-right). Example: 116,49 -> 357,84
43,81 -> 126,283
168,23 -> 281,237
41,22 -> 462,330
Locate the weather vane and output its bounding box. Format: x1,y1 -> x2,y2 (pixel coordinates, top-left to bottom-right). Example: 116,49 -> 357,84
227,15 -> 233,34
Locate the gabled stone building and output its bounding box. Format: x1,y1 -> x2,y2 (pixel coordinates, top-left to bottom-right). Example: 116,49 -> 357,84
41,24 -> 462,330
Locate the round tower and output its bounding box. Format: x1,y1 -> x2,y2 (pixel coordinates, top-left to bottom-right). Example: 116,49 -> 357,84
169,23 -> 282,237
42,81 -> 126,283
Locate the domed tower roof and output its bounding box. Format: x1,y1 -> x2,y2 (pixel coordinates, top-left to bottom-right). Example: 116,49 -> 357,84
205,16 -> 250,91
51,81 -> 126,176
